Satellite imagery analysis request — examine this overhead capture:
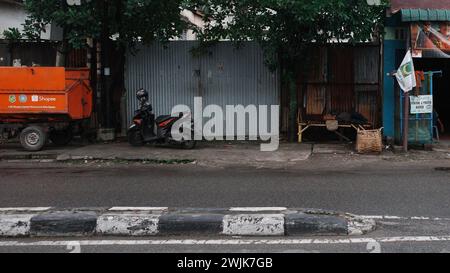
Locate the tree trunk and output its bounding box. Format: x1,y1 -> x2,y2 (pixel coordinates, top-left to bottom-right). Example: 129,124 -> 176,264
56,0 -> 68,67
55,41 -> 67,67
285,70 -> 298,142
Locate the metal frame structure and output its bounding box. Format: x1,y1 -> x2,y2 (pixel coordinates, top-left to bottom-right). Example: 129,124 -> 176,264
399,70 -> 441,145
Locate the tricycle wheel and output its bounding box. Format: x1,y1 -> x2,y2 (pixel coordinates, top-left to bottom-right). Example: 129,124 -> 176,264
128,129 -> 144,147
49,129 -> 73,146
20,126 -> 47,151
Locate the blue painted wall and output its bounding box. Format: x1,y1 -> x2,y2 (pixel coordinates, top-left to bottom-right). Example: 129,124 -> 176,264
382,15 -> 406,139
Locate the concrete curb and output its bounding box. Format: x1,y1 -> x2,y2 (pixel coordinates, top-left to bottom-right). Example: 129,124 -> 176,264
0,153 -> 196,164
0,153 -> 58,161
0,207 -> 376,237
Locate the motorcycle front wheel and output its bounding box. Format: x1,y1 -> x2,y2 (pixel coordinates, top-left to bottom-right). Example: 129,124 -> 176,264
182,140 -> 196,149
128,129 -> 144,147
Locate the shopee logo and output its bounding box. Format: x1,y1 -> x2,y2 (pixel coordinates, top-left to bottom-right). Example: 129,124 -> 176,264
39,96 -> 57,102
31,95 -> 56,102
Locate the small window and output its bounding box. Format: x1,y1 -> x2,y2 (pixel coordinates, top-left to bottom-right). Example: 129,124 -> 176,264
395,28 -> 406,40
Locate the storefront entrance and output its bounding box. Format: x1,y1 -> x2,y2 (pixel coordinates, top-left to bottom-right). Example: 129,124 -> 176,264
415,58 -> 450,141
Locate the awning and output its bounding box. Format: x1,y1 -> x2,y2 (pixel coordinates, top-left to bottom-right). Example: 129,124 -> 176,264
400,9 -> 450,22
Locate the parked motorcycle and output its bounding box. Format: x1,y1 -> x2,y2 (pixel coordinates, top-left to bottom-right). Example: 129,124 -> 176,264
127,89 -> 196,149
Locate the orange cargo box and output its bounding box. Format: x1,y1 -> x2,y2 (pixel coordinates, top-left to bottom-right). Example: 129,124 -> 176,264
0,67 -> 93,120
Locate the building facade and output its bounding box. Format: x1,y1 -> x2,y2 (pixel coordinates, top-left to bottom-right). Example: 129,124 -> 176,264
382,0 -> 450,144
0,0 -> 59,40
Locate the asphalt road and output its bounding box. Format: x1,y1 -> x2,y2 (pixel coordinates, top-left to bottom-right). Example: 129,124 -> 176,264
1,159 -> 450,253
0,159 -> 449,217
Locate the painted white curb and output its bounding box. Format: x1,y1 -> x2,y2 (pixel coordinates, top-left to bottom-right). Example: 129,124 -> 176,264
347,216 -> 377,236
222,214 -> 285,236
0,207 -> 377,237
0,214 -> 35,237
96,213 -> 160,236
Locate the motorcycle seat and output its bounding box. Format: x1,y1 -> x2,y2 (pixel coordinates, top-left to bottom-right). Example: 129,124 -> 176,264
155,115 -> 174,123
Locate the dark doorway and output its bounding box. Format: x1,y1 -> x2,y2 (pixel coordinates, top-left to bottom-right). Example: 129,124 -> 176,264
415,58 -> 450,140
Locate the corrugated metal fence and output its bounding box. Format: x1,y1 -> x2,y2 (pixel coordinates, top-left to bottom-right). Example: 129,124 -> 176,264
125,41 -> 280,133
0,42 -> 9,66
0,40 -> 58,66
294,45 -> 381,127
0,40 -> 87,67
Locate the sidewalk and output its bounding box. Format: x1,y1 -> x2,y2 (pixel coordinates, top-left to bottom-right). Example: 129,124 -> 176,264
0,140 -> 449,169
0,141 -> 312,168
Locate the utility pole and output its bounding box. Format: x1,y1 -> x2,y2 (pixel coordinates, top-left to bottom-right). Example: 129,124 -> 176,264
403,31 -> 412,153
93,0 -> 104,128
403,90 -> 409,152
102,0 -> 112,129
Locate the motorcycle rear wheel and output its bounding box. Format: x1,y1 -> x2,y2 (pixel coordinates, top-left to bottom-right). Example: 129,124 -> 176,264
182,140 -> 196,149
128,130 -> 144,147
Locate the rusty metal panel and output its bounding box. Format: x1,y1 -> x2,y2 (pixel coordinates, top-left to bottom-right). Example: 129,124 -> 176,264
305,84 -> 326,115
305,47 -> 327,83
354,46 -> 380,84
329,84 -> 354,113
66,48 -> 87,68
298,45 -> 380,121
10,41 -> 57,66
0,42 -> 9,66
355,85 -> 379,127
328,47 -> 354,84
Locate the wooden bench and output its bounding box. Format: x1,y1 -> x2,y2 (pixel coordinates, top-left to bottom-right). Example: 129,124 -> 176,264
297,121 -> 372,143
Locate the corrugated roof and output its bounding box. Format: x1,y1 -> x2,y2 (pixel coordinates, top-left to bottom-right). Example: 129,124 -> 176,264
400,9 -> 450,22
391,0 -> 450,14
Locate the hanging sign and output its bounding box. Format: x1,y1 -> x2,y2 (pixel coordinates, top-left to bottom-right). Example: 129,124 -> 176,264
411,22 -> 450,58
410,95 -> 433,114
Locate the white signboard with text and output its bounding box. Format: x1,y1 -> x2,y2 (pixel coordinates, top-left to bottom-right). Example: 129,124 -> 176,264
410,95 -> 433,114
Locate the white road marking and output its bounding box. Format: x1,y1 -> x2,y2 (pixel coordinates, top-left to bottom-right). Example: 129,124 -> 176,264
383,216 -> 405,220
2,236 -> 450,247
0,207 -> 51,212
359,215 -> 384,219
360,215 -> 450,221
229,207 -> 287,212
108,207 -> 168,211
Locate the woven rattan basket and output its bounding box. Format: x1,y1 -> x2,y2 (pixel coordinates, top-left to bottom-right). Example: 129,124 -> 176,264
356,127 -> 383,154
